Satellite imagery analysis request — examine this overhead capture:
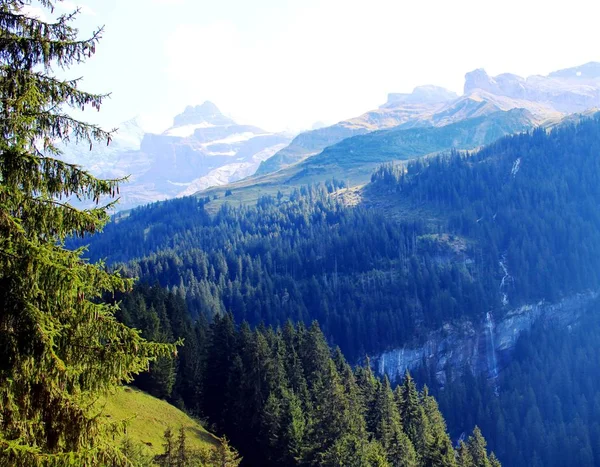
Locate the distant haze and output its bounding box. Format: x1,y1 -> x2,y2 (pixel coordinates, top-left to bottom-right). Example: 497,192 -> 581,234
56,0 -> 600,132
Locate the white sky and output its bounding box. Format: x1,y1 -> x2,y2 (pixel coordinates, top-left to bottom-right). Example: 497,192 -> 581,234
48,0 -> 600,133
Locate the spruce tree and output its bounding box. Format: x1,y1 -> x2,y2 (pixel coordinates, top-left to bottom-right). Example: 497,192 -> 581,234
457,441 -> 475,467
466,426 -> 491,467
156,428 -> 175,467
175,426 -> 188,467
397,372 -> 427,454
421,386 -> 457,467
355,358 -> 380,435
489,453 -> 501,467
209,437 -> 242,467
0,1 -> 174,464
375,377 -> 417,467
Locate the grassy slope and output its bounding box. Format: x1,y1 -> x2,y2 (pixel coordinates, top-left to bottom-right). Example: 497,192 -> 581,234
98,387 -> 218,456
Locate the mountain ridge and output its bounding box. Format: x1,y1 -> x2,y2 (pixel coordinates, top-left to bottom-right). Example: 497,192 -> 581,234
253,62 -> 599,179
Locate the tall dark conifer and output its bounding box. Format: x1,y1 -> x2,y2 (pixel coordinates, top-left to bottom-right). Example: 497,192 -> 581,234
0,1 -> 173,464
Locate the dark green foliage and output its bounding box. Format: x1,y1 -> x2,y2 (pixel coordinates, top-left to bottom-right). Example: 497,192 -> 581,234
116,287 -> 496,466
0,1 -> 175,464
398,372 -> 427,454
78,183 -> 490,361
375,377 -> 417,467
195,317 -> 493,466
113,284 -> 208,411
420,301 -> 600,467
372,116 -> 600,305
420,387 -> 456,467
466,427 -> 490,467
80,117 -> 600,369
77,89 -> 600,467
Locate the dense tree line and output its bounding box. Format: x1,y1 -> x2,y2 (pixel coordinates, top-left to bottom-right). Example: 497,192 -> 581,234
372,116 -> 600,304
116,284 -> 498,466
412,300 -> 600,467
80,184 -> 494,361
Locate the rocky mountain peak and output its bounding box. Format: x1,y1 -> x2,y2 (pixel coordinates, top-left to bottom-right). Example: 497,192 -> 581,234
464,68 -> 496,95
463,64 -> 600,112
172,101 -> 234,127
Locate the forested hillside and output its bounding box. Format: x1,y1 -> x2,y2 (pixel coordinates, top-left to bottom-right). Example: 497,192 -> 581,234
73,115 -> 600,466
415,299 -> 600,467
114,284 -> 499,466
82,115 -> 600,363
0,1 -> 496,465
81,183 -> 494,361
371,114 -> 600,305
10,1 -> 598,465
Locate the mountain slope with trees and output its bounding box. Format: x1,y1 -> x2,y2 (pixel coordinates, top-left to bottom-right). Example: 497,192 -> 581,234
77,115 -> 600,466
415,298 -> 600,467
80,114 -> 600,364
113,283 -> 499,466
200,108 -> 537,210
0,2 -> 497,466
370,114 -> 600,305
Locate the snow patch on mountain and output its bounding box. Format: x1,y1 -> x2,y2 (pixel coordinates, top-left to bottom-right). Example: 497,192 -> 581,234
179,142 -> 287,197
204,132 -> 257,146
207,150 -> 237,157
165,122 -> 216,137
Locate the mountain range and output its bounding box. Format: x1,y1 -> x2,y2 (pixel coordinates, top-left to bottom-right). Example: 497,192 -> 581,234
76,62 -> 600,467
193,62 -> 599,209
61,62 -> 600,213
59,102 -> 293,210
253,63 -> 600,178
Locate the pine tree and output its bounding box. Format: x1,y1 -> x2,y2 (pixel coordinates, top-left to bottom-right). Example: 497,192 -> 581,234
156,427 -> 175,467
176,426 -> 188,467
489,453 -> 501,467
457,441 -> 475,467
0,1 -> 174,464
209,437 -> 242,467
203,313 -> 237,429
355,358 -> 380,434
119,436 -> 153,467
421,386 -> 457,467
397,372 -> 427,454
467,426 -> 491,467
374,377 -> 417,467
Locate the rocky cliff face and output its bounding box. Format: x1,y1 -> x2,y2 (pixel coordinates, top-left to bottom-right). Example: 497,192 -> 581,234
371,291 -> 598,385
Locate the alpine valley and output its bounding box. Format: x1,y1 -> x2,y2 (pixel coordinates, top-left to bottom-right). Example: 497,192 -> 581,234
72,62 -> 600,467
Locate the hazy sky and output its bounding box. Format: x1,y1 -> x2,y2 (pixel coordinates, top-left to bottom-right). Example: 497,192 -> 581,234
40,0 -> 600,133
